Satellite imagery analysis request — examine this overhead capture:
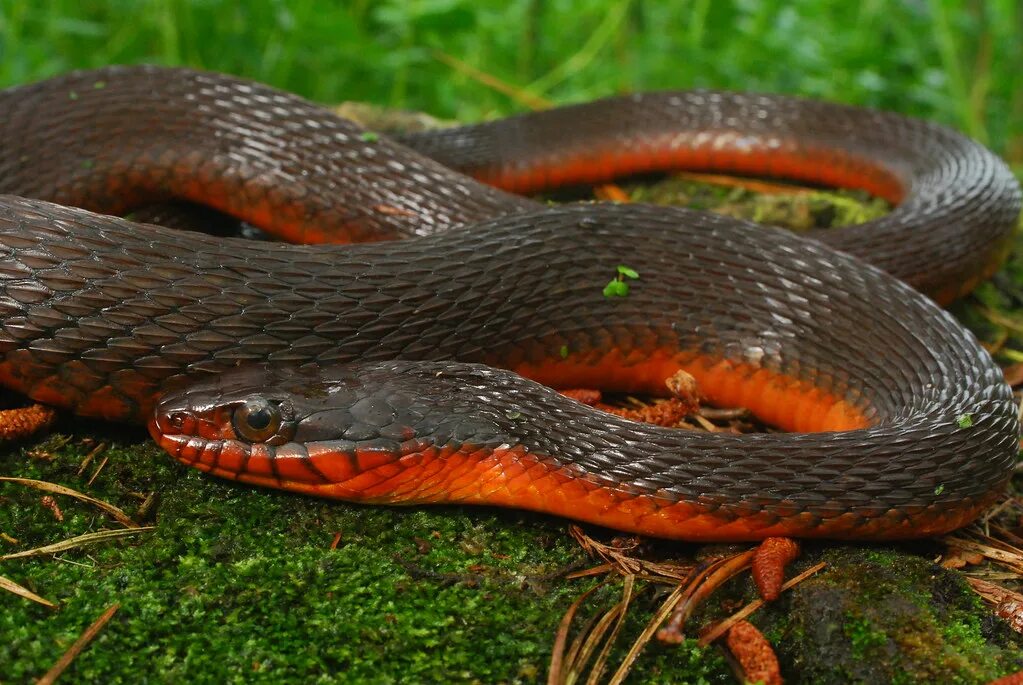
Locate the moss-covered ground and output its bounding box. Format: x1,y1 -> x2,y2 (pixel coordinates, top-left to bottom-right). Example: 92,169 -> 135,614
1,428 -> 734,684
2,122 -> 1023,684
3,424 -> 1022,683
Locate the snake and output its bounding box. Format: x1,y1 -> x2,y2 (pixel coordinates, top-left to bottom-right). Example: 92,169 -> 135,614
0,65 -> 1019,540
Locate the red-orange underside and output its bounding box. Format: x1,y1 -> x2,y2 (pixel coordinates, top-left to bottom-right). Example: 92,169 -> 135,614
153,347 -> 997,542
164,134 -> 907,244
166,438 -> 991,542
474,137 -> 908,205
161,132 -> 1004,308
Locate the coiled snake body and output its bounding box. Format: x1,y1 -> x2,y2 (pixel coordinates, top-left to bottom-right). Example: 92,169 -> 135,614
0,66 -> 1019,540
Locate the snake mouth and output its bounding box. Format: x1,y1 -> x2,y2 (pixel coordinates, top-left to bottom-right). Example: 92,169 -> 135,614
149,390 -> 233,471
150,409 -> 265,483
148,408 -> 212,467
150,391 -> 315,487
150,399 -> 189,440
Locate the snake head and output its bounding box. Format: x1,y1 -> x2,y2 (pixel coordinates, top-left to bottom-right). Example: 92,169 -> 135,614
150,367 -> 303,483
148,362 -> 465,500
155,384 -> 299,450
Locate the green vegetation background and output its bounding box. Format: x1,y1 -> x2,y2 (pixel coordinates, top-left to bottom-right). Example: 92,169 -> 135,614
2,1 -> 1023,683
1,0 -> 1020,166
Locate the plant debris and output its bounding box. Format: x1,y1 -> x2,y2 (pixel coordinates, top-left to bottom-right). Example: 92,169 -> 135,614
0,527 -> 154,561
752,537 -> 801,601
0,477 -> 139,528
0,574 -> 57,608
725,620 -> 782,685
36,603 -> 120,685
0,404 -> 56,442
968,577 -> 1023,634
39,495 -> 63,522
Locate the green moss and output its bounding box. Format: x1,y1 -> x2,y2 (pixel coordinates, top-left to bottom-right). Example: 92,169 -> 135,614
942,616 -> 989,658
860,548 -> 903,569
624,178 -> 890,232
9,434 -> 1020,683
845,614 -> 888,657
1,435 -> 734,683
757,547 -> 1023,684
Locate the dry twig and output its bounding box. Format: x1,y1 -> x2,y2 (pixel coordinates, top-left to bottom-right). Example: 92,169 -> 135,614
967,577 -> 1023,634
699,562 -> 828,647
76,442 -> 107,476
657,550 -> 756,644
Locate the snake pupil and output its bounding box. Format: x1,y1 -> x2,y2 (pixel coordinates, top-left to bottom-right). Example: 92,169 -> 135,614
233,397 -> 283,443
246,406 -> 272,430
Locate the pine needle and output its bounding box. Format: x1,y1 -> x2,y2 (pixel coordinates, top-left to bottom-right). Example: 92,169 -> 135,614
0,574 -> 57,608
585,575 -> 635,685
0,527 -> 153,561
0,477 -> 138,528
606,581 -> 689,685
37,603 -> 120,685
548,581 -> 608,685
698,561 -> 828,647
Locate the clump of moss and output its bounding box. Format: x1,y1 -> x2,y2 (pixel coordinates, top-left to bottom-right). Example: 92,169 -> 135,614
625,177 -> 890,231
755,546 -> 1023,684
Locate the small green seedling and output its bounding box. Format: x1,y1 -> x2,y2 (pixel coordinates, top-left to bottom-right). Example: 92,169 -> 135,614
603,264 -> 640,298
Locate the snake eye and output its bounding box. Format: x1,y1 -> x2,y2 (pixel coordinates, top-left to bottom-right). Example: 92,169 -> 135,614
233,397 -> 284,443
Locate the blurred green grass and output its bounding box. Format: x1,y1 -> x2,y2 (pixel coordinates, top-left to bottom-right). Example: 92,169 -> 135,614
1,0 -> 1020,165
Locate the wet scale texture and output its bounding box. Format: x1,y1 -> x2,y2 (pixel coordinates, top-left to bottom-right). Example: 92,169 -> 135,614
149,344 -> 1015,541
398,89 -> 1022,302
0,198 -> 1014,539
0,66 -> 1019,539
0,66 -> 1017,299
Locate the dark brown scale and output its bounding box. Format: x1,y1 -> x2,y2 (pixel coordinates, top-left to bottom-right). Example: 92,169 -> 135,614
0,66 -> 533,242
150,353 -> 1015,540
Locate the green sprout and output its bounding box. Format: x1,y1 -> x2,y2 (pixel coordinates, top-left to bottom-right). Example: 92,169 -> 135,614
603,264 -> 640,298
